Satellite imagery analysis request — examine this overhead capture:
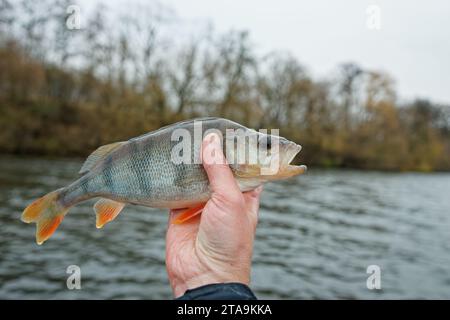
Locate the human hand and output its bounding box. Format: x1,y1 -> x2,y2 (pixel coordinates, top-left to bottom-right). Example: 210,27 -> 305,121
165,132 -> 262,298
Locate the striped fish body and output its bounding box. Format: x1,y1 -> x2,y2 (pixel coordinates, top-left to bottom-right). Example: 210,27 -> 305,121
21,117 -> 306,244
61,117 -> 243,209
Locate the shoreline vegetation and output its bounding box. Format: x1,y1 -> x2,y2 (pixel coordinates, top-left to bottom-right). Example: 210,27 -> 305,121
0,1 -> 449,171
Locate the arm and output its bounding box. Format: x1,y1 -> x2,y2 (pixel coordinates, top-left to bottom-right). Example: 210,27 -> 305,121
165,132 -> 261,299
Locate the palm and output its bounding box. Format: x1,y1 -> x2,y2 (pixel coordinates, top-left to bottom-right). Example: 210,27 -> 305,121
165,189 -> 261,297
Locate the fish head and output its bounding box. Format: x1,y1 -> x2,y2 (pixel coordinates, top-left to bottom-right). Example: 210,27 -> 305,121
224,129 -> 307,181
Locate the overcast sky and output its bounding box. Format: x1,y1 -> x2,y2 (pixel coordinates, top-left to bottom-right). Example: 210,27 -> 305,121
82,0 -> 450,104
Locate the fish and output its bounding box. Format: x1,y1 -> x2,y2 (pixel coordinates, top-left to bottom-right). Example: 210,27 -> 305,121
21,117 -> 307,244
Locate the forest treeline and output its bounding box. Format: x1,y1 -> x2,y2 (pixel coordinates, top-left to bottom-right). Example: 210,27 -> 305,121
0,0 -> 449,171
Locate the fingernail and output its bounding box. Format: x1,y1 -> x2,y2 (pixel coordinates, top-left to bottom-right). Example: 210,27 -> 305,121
205,132 -> 218,145
203,132 -> 225,165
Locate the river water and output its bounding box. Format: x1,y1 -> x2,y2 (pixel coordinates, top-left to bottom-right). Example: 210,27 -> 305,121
0,156 -> 449,299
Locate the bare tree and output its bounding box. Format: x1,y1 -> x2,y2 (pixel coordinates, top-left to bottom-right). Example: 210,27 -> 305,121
336,63 -> 363,130
168,43 -> 201,114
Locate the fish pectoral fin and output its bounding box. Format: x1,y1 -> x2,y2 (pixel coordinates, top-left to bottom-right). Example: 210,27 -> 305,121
79,141 -> 125,175
94,198 -> 125,229
172,203 -> 207,224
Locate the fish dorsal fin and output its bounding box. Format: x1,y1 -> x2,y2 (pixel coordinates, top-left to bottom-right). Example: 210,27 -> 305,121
79,142 -> 125,175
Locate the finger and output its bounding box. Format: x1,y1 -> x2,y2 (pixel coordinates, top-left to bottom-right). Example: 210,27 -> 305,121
202,132 -> 241,200
167,209 -> 201,237
243,186 -> 263,220
167,208 -> 187,223
243,186 -> 262,212
166,209 -> 200,255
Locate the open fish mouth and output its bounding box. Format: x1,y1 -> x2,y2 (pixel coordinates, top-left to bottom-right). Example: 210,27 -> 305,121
286,143 -> 302,164
282,143 -> 307,176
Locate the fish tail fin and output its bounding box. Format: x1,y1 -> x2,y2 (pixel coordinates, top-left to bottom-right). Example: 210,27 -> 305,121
21,188 -> 69,245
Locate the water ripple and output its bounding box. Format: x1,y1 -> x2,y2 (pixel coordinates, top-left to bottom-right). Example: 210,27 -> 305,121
1,157 -> 450,299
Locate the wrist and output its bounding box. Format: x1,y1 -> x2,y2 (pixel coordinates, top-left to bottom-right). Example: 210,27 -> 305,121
171,269 -> 250,298
176,283 -> 257,300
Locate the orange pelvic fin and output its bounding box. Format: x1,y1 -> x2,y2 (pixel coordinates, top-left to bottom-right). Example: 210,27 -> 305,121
172,203 -> 206,224
94,198 -> 125,228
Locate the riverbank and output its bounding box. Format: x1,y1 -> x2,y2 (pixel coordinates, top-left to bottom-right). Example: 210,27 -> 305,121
1,153 -> 448,173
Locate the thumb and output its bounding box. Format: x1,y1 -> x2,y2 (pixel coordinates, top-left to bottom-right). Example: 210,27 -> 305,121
202,132 -> 242,201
